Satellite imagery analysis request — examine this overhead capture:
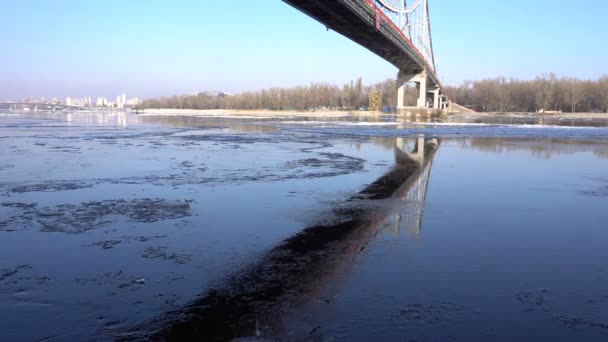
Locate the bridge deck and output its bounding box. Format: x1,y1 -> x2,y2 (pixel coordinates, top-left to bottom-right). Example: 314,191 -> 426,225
283,0 -> 441,87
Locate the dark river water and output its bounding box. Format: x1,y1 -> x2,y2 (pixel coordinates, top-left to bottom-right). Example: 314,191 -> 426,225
1,111 -> 608,341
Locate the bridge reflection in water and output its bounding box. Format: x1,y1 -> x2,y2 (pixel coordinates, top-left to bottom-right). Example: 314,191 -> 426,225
132,136 -> 440,341
389,135 -> 436,236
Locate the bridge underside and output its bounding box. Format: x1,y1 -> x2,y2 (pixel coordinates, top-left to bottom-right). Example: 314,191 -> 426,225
283,0 -> 446,110
283,0 -> 441,87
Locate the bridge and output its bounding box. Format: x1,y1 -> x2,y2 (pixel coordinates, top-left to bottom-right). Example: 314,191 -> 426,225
282,0 -> 448,111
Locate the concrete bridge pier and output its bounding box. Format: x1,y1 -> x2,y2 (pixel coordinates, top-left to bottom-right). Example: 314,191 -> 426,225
397,70 -> 428,110
441,98 -> 449,110
430,87 -> 440,109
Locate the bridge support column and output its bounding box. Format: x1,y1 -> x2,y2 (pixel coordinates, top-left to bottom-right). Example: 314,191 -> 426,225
397,70 -> 428,109
397,84 -> 406,111
430,88 -> 440,109
418,75 -> 427,108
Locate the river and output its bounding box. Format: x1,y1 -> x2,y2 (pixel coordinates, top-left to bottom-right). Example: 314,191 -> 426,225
1,111 -> 608,341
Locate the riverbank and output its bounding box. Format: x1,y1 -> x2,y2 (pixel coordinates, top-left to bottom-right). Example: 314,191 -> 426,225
483,112 -> 608,120
137,108 -> 384,117
137,108 -> 608,121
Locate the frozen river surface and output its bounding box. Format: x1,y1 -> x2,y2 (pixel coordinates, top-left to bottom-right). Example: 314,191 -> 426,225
1,112 -> 608,341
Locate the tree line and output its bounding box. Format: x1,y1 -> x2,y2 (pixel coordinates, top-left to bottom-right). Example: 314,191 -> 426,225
140,78 -> 401,111
444,73 -> 608,113
140,73 -> 608,113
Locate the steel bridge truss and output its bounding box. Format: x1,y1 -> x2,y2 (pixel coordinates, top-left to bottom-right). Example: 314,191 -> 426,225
372,0 -> 436,74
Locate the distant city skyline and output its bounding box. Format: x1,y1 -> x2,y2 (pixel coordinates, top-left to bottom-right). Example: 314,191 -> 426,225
1,0 -> 607,99
2,93 -> 140,109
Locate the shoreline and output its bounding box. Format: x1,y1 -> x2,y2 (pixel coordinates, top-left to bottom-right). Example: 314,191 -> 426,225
137,108 -> 608,120
136,108 -> 387,117
471,112 -> 608,120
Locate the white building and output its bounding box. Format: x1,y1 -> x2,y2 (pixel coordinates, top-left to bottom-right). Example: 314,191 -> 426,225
96,97 -> 108,107
115,95 -> 123,108
66,97 -> 86,107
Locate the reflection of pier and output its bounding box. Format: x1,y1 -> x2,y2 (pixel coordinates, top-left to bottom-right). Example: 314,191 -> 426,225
389,140 -> 435,236
369,135 -> 437,237
140,135 -> 440,341
395,134 -> 437,164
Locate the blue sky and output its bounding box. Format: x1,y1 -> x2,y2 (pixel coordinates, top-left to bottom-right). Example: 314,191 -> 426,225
1,0 -> 606,99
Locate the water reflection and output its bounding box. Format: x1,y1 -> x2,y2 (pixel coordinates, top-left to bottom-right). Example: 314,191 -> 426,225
7,108 -> 608,130
446,113 -> 608,128
139,115 -> 279,133
457,137 -> 608,160
133,136 -> 439,341
2,111 -> 282,134
390,139 -> 435,237
371,136 -> 437,238
1,111 -> 137,127
280,138 -> 608,341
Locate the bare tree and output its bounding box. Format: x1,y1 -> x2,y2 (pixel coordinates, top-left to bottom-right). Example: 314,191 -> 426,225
600,75 -> 608,113
496,76 -> 510,112
535,72 -> 557,113
461,80 -> 472,105
140,73 -> 608,115
564,78 -> 583,113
